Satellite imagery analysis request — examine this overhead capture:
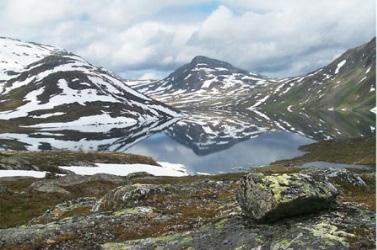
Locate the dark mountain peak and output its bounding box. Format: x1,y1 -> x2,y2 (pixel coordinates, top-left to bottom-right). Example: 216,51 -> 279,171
190,55 -> 234,69
191,55 -> 211,63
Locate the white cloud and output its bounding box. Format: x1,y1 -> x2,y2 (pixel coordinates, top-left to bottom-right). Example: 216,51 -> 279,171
190,1 -> 376,76
139,72 -> 162,80
0,0 -> 375,78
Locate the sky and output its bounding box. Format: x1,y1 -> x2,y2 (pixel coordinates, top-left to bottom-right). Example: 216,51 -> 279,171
0,0 -> 375,79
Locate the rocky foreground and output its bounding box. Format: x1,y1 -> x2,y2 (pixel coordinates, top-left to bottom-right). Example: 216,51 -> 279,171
0,164 -> 375,250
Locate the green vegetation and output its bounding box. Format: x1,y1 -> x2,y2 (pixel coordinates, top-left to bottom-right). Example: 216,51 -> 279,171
272,136 -> 376,166
0,186 -> 67,228
0,177 -> 120,228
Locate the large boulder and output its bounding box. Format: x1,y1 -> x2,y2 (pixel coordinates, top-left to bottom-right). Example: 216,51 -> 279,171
93,184 -> 167,212
237,173 -> 338,222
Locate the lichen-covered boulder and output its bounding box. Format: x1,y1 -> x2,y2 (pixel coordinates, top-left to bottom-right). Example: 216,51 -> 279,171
93,184 -> 167,212
237,173 -> 338,222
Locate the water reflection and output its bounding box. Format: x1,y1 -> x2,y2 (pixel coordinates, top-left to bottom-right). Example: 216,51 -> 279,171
0,109 -> 374,173
127,131 -> 314,174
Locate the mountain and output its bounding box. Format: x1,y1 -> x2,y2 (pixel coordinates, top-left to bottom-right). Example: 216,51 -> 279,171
135,38 -> 376,112
135,56 -> 273,109
241,37 -> 376,112
0,37 -> 179,129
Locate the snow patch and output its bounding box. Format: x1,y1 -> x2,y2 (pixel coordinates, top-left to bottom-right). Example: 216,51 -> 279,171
59,162 -> 188,177
335,59 -> 346,74
0,170 -> 47,178
249,95 -> 270,109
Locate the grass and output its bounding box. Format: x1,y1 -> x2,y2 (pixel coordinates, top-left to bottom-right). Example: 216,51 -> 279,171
129,172 -> 245,185
331,172 -> 376,210
0,150 -> 159,173
0,190 -> 68,228
0,178 -> 122,228
254,165 -> 303,175
272,136 -> 376,166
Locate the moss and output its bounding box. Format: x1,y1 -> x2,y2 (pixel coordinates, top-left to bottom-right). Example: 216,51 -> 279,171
112,207 -> 153,216
303,222 -> 354,247
101,242 -> 129,250
214,219 -> 227,230
271,239 -> 294,250
234,245 -> 249,250
263,174 -> 290,202
103,234 -> 193,250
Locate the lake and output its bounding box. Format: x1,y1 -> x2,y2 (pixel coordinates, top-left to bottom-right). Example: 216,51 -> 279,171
0,109 -> 374,174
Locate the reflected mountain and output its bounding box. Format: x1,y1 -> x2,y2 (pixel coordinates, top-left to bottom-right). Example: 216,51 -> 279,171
165,110 -> 270,155
163,109 -> 375,155
0,118 -> 178,151
0,109 -> 374,158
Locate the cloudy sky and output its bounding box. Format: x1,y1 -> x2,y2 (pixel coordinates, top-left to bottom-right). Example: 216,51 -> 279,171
0,0 -> 375,79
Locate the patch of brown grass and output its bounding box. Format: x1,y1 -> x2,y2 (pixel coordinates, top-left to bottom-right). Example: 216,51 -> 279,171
254,164 -> 303,174
331,173 -> 376,210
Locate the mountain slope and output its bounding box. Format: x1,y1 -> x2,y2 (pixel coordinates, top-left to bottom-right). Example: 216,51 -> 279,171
135,38 -> 375,112
0,37 -> 179,129
242,38 -> 376,112
135,56 -> 273,109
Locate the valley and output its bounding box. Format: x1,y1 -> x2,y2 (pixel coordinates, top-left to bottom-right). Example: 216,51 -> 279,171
0,36 -> 375,250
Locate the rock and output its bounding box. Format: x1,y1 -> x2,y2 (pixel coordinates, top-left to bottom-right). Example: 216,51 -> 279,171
0,157 -> 37,170
93,184 -> 167,212
29,197 -> 97,224
45,172 -> 58,179
100,204 -> 376,250
46,239 -> 56,245
300,168 -> 367,187
0,185 -> 12,194
237,173 -> 338,222
125,171 -> 154,179
29,173 -> 125,194
324,169 -> 366,186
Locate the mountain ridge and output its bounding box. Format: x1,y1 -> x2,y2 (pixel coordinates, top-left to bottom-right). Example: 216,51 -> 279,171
135,38 -> 376,112
0,37 -> 179,129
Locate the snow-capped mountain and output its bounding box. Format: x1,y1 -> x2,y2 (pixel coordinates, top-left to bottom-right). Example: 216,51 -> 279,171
239,38 -> 376,112
135,56 -> 273,109
135,38 -> 375,112
0,37 -> 179,129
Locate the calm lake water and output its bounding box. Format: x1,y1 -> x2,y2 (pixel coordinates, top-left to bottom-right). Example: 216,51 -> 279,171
0,110 -> 374,174
126,130 -> 313,174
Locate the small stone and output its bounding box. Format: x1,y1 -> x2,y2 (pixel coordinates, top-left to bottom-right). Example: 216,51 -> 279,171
46,239 -> 56,245
237,173 -> 338,222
